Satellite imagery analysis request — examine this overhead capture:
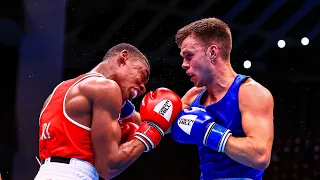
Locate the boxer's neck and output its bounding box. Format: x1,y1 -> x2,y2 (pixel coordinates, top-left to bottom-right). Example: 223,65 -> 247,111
206,61 -> 237,100
90,61 -> 117,79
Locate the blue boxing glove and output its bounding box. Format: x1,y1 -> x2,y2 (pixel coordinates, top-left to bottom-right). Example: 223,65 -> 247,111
171,107 -> 232,153
119,100 -> 135,120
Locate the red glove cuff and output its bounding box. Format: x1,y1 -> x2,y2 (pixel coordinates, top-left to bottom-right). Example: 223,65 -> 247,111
134,122 -> 163,152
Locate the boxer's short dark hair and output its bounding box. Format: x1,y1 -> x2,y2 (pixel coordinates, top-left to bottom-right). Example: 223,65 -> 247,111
103,43 -> 150,69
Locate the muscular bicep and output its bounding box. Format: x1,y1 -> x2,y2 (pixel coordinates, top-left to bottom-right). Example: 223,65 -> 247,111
91,100 -> 121,159
82,79 -> 123,169
241,107 -> 274,142
239,81 -> 274,149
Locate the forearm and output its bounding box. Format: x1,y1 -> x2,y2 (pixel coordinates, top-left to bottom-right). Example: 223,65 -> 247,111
107,139 -> 145,178
224,136 -> 270,170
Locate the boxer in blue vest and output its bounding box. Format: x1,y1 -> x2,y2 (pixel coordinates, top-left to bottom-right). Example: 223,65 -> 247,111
171,17 -> 274,180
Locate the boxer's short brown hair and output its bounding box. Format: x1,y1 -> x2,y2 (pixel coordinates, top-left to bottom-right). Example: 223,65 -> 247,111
175,17 -> 232,59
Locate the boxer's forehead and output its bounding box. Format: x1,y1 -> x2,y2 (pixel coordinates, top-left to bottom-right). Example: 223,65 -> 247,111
180,36 -> 204,55
180,44 -> 202,57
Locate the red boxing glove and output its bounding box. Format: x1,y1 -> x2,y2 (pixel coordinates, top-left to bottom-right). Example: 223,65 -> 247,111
140,88 -> 182,131
134,88 -> 182,152
120,122 -> 139,144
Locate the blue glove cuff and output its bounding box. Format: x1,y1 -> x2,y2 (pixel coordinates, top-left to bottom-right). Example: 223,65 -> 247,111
119,100 -> 135,120
203,122 -> 232,153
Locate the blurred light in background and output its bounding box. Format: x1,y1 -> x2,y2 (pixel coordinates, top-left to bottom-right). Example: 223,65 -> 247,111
277,39 -> 286,48
243,60 -> 251,69
301,37 -> 309,46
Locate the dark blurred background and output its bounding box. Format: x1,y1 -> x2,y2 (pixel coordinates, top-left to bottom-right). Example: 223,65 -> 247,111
1,0 -> 320,179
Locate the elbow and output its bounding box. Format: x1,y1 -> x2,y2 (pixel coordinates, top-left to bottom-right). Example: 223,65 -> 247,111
96,164 -> 111,180
96,166 -> 109,180
253,154 -> 271,170
96,166 -> 118,180
250,141 -> 272,170
95,161 -> 119,180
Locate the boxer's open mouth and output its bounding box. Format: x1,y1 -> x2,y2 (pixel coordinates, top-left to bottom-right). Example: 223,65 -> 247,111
186,73 -> 194,77
187,73 -> 196,81
187,73 -> 196,79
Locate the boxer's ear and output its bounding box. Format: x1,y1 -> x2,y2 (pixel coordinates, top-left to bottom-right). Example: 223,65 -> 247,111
206,45 -> 217,58
206,45 -> 218,63
119,50 -> 129,65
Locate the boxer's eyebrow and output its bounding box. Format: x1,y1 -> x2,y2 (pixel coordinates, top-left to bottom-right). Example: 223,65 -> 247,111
142,70 -> 149,83
180,48 -> 194,57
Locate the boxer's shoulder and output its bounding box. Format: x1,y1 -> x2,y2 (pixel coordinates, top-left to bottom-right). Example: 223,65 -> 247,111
78,77 -> 121,100
240,78 -> 271,96
181,86 -> 205,109
79,77 -> 120,91
239,78 -> 273,109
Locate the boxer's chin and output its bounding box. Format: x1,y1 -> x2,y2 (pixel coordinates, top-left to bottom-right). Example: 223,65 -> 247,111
194,80 -> 205,88
128,89 -> 138,101
191,77 -> 202,87
191,79 -> 197,86
194,81 -> 201,87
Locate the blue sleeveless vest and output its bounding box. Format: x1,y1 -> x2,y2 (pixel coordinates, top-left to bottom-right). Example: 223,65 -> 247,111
190,74 -> 264,180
